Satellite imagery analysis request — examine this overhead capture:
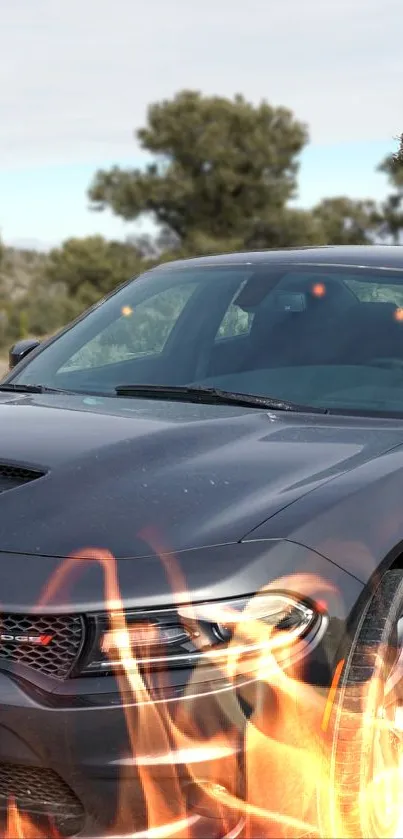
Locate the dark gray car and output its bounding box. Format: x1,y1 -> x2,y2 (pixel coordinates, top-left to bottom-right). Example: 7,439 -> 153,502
1,245 -> 403,837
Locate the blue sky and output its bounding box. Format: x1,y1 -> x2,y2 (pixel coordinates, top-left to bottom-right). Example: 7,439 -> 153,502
0,139 -> 396,250
1,0 -> 401,250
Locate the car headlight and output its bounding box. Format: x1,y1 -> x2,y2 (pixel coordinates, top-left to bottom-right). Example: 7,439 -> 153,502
80,593 -> 318,676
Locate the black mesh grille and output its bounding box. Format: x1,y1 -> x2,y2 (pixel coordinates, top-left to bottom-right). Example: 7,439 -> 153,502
0,763 -> 84,836
0,464 -> 45,492
0,614 -> 84,680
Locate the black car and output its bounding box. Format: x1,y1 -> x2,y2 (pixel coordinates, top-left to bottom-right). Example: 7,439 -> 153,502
2,244 -> 403,838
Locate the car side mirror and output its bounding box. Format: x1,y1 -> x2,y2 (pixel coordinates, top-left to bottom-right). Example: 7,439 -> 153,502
9,339 -> 41,370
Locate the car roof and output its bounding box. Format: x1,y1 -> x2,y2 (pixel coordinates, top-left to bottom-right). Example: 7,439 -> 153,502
154,245 -> 403,272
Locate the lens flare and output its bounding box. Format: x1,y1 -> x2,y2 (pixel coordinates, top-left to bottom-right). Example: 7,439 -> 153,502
311,282 -> 326,298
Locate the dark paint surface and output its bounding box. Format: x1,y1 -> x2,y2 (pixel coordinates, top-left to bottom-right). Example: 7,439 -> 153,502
0,392 -> 402,571
152,244 -> 403,271
0,246 -> 402,836
2,245 -> 403,594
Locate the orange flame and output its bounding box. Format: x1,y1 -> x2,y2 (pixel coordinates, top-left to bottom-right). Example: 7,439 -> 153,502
3,543 -> 403,838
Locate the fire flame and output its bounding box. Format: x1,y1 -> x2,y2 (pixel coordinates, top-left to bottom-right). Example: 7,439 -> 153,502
2,541 -> 403,838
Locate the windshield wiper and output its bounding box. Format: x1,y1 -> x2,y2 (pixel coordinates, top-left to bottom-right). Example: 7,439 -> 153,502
0,383 -> 67,394
114,383 -> 328,414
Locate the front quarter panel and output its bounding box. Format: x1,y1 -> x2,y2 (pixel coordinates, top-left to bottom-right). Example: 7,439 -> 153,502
245,445 -> 403,585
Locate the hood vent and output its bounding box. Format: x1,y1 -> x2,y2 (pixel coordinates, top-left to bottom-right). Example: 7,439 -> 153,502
0,464 -> 46,493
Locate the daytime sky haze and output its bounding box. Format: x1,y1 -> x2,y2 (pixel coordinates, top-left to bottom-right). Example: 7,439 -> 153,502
1,0 -> 401,248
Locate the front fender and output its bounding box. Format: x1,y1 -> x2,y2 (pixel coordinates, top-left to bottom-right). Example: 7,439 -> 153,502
244,447 -> 403,584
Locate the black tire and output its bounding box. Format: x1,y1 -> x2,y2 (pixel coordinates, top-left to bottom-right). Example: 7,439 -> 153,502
320,569 -> 403,838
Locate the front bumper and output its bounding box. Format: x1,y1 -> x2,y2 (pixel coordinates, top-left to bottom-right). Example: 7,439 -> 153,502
0,670 -> 248,838
0,541 -> 365,836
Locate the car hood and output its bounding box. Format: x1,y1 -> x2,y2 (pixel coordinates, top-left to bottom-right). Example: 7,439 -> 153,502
0,391 -> 402,559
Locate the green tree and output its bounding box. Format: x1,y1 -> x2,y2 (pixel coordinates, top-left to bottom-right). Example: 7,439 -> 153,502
0,244 -> 51,347
377,134 -> 403,243
244,199 -> 381,250
244,207 -> 326,250
45,235 -> 145,308
311,197 -> 379,245
88,90 -> 309,247
4,236 -> 147,344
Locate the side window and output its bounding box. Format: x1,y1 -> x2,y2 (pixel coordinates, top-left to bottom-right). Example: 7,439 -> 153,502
216,303 -> 254,340
61,283 -> 197,371
345,279 -> 403,306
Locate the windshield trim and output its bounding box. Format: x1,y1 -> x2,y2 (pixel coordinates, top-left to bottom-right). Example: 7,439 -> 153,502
154,259 -> 403,275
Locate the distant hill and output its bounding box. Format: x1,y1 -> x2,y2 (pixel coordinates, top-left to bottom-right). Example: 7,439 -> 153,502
5,238 -> 53,252
0,246 -> 48,302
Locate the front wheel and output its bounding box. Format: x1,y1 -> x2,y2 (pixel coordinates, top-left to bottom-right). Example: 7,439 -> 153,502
321,569 -> 403,838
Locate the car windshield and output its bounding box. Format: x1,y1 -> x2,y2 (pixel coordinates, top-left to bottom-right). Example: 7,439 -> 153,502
9,261 -> 403,417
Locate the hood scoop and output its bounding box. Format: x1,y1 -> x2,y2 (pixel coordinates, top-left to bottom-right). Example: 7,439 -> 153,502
0,464 -> 46,494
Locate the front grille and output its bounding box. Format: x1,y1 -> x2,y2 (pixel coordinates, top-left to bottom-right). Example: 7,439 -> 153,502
0,464 -> 45,493
0,614 -> 84,680
0,763 -> 84,836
